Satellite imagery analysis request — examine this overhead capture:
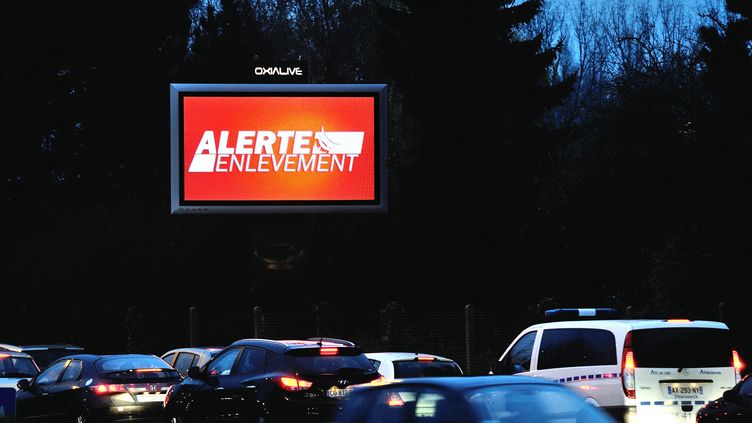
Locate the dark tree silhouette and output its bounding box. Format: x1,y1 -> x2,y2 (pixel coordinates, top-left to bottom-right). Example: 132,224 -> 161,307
376,0 -> 574,302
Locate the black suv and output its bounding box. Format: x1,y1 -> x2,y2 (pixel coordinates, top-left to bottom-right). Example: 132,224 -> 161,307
163,338 -> 380,422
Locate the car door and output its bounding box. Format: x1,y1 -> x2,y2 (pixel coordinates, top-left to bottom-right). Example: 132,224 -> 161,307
195,347 -> 242,422
44,359 -> 84,417
16,360 -> 67,422
214,347 -> 265,421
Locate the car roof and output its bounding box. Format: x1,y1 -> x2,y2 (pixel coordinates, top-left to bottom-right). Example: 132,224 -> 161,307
0,350 -> 34,359
161,347 -> 225,356
229,338 -> 356,353
358,375 -> 556,391
365,352 -> 458,362
14,344 -> 84,351
523,319 -> 729,331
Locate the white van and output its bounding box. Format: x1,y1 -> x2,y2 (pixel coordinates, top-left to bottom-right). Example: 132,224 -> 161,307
491,308 -> 745,423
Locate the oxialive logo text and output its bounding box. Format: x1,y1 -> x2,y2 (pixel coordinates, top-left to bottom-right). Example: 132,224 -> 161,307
188,127 -> 364,173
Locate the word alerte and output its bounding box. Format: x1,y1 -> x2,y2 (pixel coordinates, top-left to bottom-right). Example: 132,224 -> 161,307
188,128 -> 365,173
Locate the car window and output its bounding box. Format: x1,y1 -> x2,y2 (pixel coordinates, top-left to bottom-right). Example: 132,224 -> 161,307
507,331 -> 536,373
369,359 -> 381,371
343,387 -> 460,423
35,361 -> 67,386
162,353 -> 176,366
191,354 -> 202,368
538,329 -> 616,369
207,348 -> 240,376
174,353 -> 196,377
465,384 -> 614,423
60,360 -> 83,382
740,377 -> 752,397
236,348 -> 265,375
0,356 -> 38,378
631,328 -> 732,368
393,360 -> 463,378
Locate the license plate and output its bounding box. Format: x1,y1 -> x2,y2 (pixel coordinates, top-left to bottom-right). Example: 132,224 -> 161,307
326,386 -> 352,399
667,385 -> 703,395
136,393 -> 165,402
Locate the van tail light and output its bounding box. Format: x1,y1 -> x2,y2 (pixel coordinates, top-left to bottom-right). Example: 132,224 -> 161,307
91,384 -> 128,395
276,376 -> 313,392
621,331 -> 636,399
733,350 -> 744,384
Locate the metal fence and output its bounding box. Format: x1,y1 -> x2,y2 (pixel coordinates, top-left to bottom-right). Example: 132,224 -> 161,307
4,302 -> 749,376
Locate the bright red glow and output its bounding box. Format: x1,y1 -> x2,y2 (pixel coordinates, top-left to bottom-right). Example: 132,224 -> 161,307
624,351 -> 635,370
621,331 -> 636,399
0,354 -> 10,359
320,347 -> 339,356
733,350 -> 744,371
277,377 -> 313,391
93,384 -> 127,395
666,319 -> 691,323
136,368 -> 162,372
417,356 -> 435,361
387,393 -> 404,407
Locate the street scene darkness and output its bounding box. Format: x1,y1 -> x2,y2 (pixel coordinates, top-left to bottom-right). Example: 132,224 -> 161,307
2,0 -> 751,422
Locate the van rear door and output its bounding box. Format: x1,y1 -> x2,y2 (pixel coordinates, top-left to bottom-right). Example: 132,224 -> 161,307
632,327 -> 737,422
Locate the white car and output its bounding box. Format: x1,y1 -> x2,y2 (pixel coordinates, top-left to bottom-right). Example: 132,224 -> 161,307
491,308 -> 743,423
161,346 -> 224,377
365,352 -> 463,379
0,351 -> 40,390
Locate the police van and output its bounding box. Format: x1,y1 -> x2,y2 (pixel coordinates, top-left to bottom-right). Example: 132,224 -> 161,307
490,308 -> 745,423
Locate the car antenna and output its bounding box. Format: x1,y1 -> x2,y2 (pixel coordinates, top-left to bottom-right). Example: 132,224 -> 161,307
317,337 -> 323,347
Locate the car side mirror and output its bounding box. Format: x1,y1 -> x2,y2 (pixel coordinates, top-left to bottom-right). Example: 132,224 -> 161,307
17,378 -> 31,390
723,389 -> 737,402
187,366 -> 202,379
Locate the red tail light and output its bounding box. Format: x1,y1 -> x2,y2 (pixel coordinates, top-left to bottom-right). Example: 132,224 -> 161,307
621,331 -> 636,399
92,384 -> 128,395
320,347 -> 339,356
277,376 -> 313,392
733,350 -> 744,384
135,368 -> 163,372
416,356 -> 436,361
0,354 -> 10,359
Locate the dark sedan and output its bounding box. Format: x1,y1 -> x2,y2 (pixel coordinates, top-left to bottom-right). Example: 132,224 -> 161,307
15,353 -> 181,422
338,375 -> 616,423
697,373 -> 751,422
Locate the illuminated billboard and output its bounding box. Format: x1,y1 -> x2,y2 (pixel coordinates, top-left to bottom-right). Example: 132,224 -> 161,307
170,84 -> 387,214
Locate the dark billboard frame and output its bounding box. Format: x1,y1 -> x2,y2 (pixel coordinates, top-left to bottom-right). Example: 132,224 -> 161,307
170,83 -> 388,214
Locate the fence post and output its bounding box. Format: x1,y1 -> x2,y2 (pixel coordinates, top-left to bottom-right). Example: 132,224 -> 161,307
718,302 -> 725,323
465,304 -> 473,375
253,306 -> 262,338
189,306 -> 198,347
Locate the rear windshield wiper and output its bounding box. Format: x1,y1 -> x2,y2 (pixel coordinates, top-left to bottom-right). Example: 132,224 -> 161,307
337,367 -> 368,375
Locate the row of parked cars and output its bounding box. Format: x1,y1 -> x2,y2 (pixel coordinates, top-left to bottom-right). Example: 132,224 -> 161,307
1,308 -> 750,423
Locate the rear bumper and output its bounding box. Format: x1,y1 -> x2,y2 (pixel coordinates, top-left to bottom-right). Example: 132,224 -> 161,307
89,402 -> 164,423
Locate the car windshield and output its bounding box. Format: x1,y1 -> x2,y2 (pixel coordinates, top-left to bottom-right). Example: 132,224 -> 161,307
631,328 -> 733,368
96,356 -> 179,380
393,360 -> 463,378
0,356 -> 38,378
465,384 -> 615,423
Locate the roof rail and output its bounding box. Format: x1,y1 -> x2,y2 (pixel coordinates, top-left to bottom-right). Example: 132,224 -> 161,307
544,308 -> 620,321
306,337 -> 356,347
